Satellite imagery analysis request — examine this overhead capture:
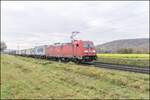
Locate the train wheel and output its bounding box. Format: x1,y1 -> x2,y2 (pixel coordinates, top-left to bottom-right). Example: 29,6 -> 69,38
64,58 -> 69,62
73,59 -> 80,64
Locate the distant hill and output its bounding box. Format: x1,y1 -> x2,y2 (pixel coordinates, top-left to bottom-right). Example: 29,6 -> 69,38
96,38 -> 149,53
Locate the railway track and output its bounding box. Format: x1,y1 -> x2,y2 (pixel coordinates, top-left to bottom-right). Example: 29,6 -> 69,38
12,55 -> 150,74
81,62 -> 150,74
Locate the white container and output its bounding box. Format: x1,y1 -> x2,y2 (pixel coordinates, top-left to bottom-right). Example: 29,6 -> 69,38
34,45 -> 48,56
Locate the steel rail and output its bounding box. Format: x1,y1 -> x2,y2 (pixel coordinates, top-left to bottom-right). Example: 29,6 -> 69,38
81,62 -> 150,74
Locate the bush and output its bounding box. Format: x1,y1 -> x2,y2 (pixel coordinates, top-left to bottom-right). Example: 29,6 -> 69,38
117,48 -> 133,54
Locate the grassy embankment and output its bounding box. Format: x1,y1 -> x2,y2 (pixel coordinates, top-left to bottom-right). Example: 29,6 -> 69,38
97,54 -> 149,67
1,54 -> 149,99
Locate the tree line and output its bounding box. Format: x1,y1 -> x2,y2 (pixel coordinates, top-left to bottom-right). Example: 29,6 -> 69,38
1,41 -> 7,52
96,48 -> 149,54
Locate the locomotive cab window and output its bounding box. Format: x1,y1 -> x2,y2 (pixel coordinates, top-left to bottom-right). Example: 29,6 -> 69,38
83,42 -> 94,48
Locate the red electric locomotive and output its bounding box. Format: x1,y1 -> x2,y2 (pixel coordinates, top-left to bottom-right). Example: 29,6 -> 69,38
46,40 -> 97,62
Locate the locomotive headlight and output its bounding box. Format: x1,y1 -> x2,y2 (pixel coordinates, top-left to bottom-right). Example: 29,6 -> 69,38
84,50 -> 88,53
92,50 -> 96,53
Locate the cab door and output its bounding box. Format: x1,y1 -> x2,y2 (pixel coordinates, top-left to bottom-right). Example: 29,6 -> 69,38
74,43 -> 81,57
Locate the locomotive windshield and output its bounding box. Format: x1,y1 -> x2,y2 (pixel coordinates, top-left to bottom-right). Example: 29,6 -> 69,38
83,42 -> 94,48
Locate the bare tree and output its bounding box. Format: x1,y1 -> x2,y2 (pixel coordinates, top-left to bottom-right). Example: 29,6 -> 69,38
1,41 -> 7,52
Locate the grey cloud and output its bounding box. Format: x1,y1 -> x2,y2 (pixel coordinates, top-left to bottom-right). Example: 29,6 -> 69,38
1,1 -> 149,49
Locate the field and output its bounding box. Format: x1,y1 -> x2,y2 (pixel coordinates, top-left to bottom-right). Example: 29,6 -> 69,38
1,54 -> 149,99
97,54 -> 150,67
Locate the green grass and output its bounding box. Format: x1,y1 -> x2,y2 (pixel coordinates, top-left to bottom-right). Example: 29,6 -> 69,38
1,54 -> 149,99
97,54 -> 150,67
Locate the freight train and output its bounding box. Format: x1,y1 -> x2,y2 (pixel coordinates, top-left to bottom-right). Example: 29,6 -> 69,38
14,40 -> 97,63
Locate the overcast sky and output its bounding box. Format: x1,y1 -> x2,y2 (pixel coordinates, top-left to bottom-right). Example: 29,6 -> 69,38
1,1 -> 149,49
